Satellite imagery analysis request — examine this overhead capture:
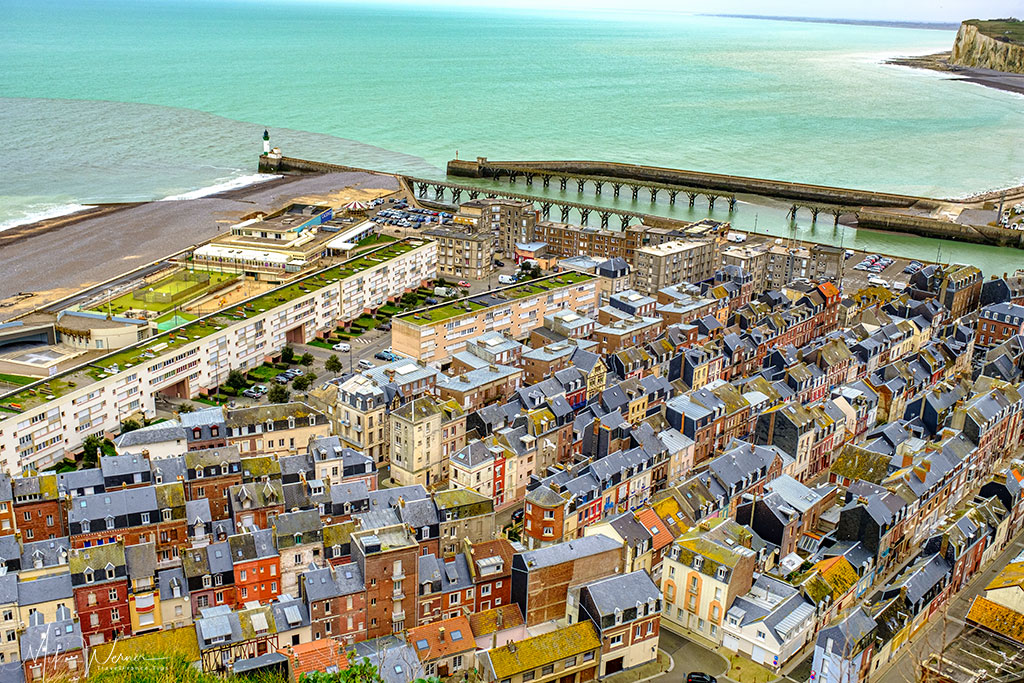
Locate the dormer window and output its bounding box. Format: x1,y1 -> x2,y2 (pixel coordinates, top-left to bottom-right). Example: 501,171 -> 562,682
105,516 -> 115,531
84,568 -> 94,584
266,420 -> 274,432
294,533 -> 302,546
196,468 -> 204,479
614,608 -> 623,625
716,566 -> 728,581
154,471 -> 163,484
220,462 -> 228,476
202,575 -> 212,588
105,563 -> 115,580
692,557 -> 703,572
162,509 -> 172,522
288,417 -> 296,430
81,520 -> 90,533
210,425 -> 219,438
193,428 -> 202,440
308,416 -> 316,426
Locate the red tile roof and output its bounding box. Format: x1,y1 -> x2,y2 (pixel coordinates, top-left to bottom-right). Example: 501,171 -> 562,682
636,508 -> 674,551
407,615 -> 475,662
278,639 -> 349,677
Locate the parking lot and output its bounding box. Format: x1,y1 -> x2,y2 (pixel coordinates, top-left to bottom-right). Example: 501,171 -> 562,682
367,197 -> 455,230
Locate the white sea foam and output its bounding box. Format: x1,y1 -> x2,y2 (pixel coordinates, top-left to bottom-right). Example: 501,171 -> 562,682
0,203 -> 96,232
159,173 -> 282,201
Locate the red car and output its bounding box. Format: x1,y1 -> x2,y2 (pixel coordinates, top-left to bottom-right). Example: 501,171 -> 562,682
457,280 -> 470,288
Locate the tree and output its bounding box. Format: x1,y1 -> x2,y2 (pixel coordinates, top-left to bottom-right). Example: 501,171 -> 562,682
119,419 -> 142,434
281,345 -> 295,364
225,369 -> 248,390
268,384 -> 290,403
82,434 -> 104,465
292,375 -> 312,391
178,402 -> 196,414
530,264 -> 542,279
299,352 -> 314,367
325,354 -> 343,374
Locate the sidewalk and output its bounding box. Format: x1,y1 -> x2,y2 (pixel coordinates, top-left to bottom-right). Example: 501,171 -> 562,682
602,651 -> 672,683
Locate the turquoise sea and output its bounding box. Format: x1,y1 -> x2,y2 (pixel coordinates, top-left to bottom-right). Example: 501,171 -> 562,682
3,0 -> 1024,272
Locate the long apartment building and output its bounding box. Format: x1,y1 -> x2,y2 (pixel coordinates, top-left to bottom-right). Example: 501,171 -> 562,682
0,239 -> 437,474
392,273 -> 597,362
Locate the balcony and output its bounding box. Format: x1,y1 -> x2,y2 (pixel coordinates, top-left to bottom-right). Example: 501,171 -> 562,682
392,569 -> 406,581
393,588 -> 405,600
392,609 -> 406,622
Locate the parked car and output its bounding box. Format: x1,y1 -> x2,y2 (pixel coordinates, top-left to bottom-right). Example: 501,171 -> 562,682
333,342 -> 351,352
457,280 -> 470,288
511,508 -> 525,523
274,374 -> 291,384
358,359 -> 375,370
494,260 -> 505,267
242,388 -> 261,398
379,322 -> 392,332
375,351 -> 397,362
253,385 -> 268,395
686,675 -> 717,683
291,369 -> 304,377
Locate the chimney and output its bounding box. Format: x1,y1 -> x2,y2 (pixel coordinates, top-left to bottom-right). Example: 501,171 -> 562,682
439,626 -> 446,642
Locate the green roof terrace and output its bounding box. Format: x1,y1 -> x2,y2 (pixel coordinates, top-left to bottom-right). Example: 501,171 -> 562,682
397,271 -> 594,325
0,239 -> 427,413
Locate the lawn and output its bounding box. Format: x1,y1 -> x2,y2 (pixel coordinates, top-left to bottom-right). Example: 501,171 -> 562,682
247,364 -> 281,382
90,271 -> 237,315
967,19 -> 1024,44
0,372 -> 36,386
308,339 -> 335,350
357,233 -> 397,247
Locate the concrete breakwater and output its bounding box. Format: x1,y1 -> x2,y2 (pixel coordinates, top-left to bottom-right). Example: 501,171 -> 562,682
261,155 -> 1024,251
447,158 -> 923,208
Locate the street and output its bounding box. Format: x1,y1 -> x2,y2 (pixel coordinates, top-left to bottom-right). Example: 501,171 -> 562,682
873,531 -> 1024,683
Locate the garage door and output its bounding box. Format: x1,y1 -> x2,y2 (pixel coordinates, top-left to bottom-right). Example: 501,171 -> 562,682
751,645 -> 769,665
723,634 -> 740,651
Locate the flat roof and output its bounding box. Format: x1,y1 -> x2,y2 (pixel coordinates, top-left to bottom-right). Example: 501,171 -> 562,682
396,272 -> 594,325
1,239 -> 428,413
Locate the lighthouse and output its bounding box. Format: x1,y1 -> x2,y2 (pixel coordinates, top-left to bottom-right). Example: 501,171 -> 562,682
262,129 -> 270,156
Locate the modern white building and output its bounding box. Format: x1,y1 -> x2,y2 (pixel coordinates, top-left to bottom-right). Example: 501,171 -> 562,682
0,239 -> 436,474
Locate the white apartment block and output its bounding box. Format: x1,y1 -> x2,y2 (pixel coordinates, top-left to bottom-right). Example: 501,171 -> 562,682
0,240 -> 436,474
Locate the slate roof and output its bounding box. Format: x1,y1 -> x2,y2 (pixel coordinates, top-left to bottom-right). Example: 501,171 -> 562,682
584,570 -> 660,617
517,534 -> 620,570
20,611 -> 82,660
113,421 -> 185,448
21,538 -> 70,570
303,563 -> 365,602
158,567 -> 189,601
67,487 -> 158,525
18,573 -> 73,606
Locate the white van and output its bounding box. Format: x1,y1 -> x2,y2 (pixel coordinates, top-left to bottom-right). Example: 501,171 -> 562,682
358,359 -> 375,370
868,277 -> 889,288
498,275 -> 516,285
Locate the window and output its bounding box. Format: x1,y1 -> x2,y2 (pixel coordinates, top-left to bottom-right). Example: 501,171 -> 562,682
109,588 -> 118,601
583,651 -> 594,662
106,565 -> 115,580
690,576 -> 698,590
449,593 -> 459,606
564,657 -> 576,668
522,672 -> 535,682
454,656 -> 464,669
610,635 -> 623,647
756,630 -> 766,640
541,665 -> 554,676
481,584 -> 491,596
85,569 -> 95,584
141,513 -> 150,525
111,608 -> 120,621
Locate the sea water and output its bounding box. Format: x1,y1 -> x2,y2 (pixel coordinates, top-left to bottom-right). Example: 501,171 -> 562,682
2,0 -> 1023,273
